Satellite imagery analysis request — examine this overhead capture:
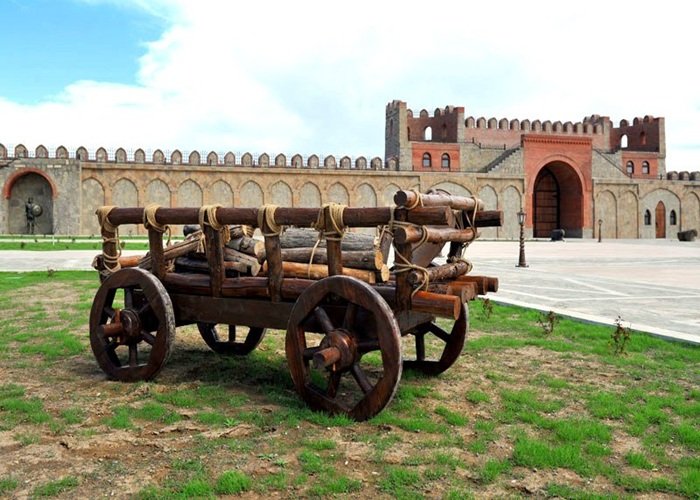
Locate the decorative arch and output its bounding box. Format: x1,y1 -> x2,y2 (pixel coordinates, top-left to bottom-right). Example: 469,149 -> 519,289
274,153 -> 286,167
210,180 -> 234,206
15,144 -> 28,158
355,183 -> 377,207
340,156 -> 351,169
441,153 -> 450,169
152,149 -> 165,164
76,146 -> 89,161
324,155 -> 337,169
0,143 -> 6,159
355,156 -> 367,169
6,170 -> 55,233
423,126 -> 432,140
115,148 -> 127,163
96,147 -> 108,162
291,154 -> 303,168
532,160 -> 584,237
681,192 -> 700,232
81,178 -> 105,235
145,179 -> 171,206
224,152 -> 235,165
258,153 -> 270,167
422,152 -> 432,168
3,168 -> 58,199
178,179 -> 203,206
307,155 -> 319,168
171,150 -> 182,165
188,150 -> 201,165
270,181 -> 293,206
618,190 -> 639,238
501,185 -> 522,239
113,178 -> 139,235
299,182 -> 321,207
207,151 -> 218,165
56,146 -> 68,159
620,134 -> 628,149
239,181 -> 263,207
595,190 -> 617,239
327,183 -> 349,205
478,185 -> 498,238
370,157 -> 383,169
427,182 -> 472,198
241,152 -> 253,167
133,149 -> 145,163
35,145 -> 48,158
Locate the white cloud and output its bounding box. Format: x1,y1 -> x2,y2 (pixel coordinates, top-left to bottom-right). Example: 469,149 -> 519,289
1,0 -> 698,168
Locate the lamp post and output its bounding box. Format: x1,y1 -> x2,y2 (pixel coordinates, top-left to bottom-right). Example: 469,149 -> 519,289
598,219 -> 603,243
516,209 -> 528,268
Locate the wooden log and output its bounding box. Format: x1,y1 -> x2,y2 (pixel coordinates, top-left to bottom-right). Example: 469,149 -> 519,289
226,235 -> 265,262
134,233 -> 203,270
393,208 -> 413,312
204,226 -> 225,297
280,228 -> 376,251
100,206 -> 454,228
394,190 -> 484,211
224,248 -> 261,276
461,209 -> 503,228
375,286 -> 459,319
394,225 -> 478,245
148,229 -> 166,280
261,261 -> 388,284
455,275 -> 499,294
174,256 -> 248,276
280,248 -> 383,270
407,261 -> 471,286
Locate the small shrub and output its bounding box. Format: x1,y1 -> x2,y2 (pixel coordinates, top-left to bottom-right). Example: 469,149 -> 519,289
215,470 -> 252,495
480,298 -> 493,320
538,310 -> 559,335
610,316 -> 631,355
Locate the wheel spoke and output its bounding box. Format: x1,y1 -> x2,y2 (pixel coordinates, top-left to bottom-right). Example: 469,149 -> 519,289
104,306 -> 116,319
128,344 -> 138,367
313,306 -> 335,334
343,303 -> 358,330
141,331 -> 156,345
138,303 -> 151,316
124,287 -> 134,308
415,332 -> 426,361
351,363 -> 374,394
227,325 -> 236,343
357,339 -> 380,353
427,323 -> 450,343
303,346 -> 321,360
326,370 -> 342,398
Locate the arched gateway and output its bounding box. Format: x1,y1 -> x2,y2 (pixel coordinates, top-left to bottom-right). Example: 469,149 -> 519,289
533,161 -> 584,238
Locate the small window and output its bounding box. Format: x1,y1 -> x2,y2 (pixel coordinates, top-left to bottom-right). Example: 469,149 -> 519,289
626,161 -> 635,174
644,210 -> 651,225
670,210 -> 677,225
424,126 -> 432,141
441,153 -> 450,169
621,134 -> 628,148
642,161 -> 650,174
422,152 -> 432,168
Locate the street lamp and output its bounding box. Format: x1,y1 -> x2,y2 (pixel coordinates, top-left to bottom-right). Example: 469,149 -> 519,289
598,219 -> 603,243
516,209 -> 528,268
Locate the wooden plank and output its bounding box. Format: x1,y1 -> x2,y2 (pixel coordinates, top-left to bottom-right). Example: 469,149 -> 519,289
170,293 -> 292,330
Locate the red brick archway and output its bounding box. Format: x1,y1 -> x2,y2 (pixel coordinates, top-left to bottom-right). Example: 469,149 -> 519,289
533,161 -> 584,238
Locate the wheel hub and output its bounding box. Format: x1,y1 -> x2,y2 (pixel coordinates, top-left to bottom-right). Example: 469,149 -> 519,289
119,309 -> 142,342
317,329 -> 357,371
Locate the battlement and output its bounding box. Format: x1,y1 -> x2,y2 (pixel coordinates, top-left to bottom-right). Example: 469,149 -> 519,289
464,115 -> 605,135
0,143 -> 389,170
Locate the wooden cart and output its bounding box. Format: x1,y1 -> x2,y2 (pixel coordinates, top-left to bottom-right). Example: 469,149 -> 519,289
90,190 -> 500,420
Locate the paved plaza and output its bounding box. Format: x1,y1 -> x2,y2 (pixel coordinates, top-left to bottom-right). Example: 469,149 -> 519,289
1,238 -> 698,343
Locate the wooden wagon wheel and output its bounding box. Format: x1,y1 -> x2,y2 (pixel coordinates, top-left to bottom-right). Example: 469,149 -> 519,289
403,302 -> 468,375
89,268 -> 175,382
196,323 -> 265,355
286,275 -> 402,421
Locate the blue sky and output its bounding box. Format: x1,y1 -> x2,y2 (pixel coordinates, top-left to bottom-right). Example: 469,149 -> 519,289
0,0 -> 698,170
0,0 -> 163,103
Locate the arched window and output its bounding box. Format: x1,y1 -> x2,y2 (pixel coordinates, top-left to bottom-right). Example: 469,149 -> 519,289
670,210 -> 677,225
441,153 -> 450,168
620,134 -> 628,148
424,126 -> 432,141
644,210 -> 651,225
422,153 -> 432,168
441,124 -> 447,139
626,161 -> 635,174
640,131 -> 647,146
642,161 -> 650,174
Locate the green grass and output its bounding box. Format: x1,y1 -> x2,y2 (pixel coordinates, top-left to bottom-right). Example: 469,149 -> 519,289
32,476 -> 79,497
1,272 -> 698,498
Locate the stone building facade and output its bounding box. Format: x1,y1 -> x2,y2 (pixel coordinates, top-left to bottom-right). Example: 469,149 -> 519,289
1,100 -> 699,239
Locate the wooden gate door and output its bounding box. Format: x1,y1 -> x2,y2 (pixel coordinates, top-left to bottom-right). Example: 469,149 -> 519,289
655,201 -> 666,238
534,169 -> 559,238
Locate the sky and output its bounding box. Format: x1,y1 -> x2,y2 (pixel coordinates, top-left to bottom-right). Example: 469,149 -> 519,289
0,0 -> 699,169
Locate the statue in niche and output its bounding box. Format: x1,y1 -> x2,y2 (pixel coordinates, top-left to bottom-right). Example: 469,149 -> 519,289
25,198 -> 42,234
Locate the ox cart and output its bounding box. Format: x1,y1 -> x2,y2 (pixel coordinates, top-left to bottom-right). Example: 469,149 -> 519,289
90,190 -> 501,420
